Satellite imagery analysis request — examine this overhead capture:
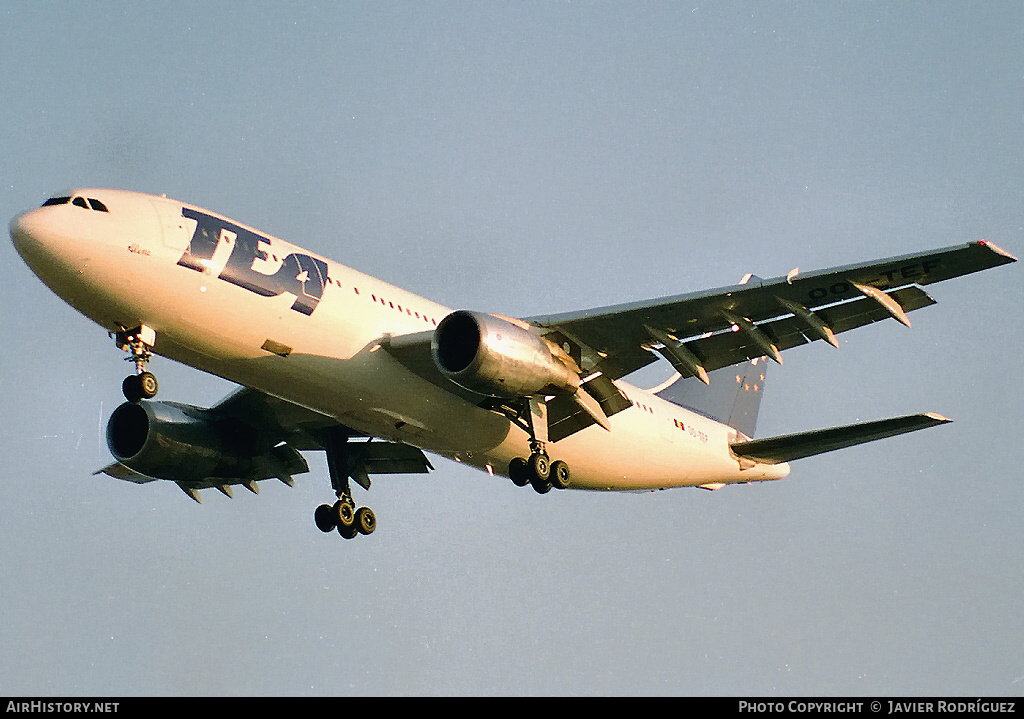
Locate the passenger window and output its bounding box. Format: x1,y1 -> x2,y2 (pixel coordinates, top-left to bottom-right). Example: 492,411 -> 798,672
72,197 -> 88,209
42,196 -> 71,206
87,198 -> 109,212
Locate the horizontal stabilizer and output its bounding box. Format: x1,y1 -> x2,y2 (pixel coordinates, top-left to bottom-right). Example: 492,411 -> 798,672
730,412 -> 951,464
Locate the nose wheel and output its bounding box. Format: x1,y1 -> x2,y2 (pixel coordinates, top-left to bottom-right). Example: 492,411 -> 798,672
115,326 -> 159,402
122,371 -> 159,402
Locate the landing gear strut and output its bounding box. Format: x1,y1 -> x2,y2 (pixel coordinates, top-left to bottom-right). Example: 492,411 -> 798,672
314,428 -> 377,539
506,397 -> 572,494
116,326 -> 159,402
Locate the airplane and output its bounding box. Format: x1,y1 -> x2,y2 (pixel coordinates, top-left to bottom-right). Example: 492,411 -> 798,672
9,189 -> 1016,539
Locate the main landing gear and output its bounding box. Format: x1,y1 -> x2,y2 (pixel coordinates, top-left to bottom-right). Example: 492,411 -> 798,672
508,443 -> 571,494
314,496 -> 376,539
116,326 -> 159,402
505,397 -> 571,494
313,428 -> 376,540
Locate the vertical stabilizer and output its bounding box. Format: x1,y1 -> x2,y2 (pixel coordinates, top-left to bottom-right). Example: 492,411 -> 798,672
655,357 -> 768,438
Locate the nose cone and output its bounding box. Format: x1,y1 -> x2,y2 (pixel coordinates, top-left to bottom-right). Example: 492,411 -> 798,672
10,207 -> 55,265
10,208 -> 38,255
9,204 -> 87,291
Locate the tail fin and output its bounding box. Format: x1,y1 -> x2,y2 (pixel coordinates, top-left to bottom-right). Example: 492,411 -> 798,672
656,357 -> 768,438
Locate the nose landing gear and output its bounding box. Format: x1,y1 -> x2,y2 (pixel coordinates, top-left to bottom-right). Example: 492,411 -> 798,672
115,326 -> 159,402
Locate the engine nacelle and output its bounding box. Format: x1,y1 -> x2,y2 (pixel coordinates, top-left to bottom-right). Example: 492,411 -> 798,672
431,310 -> 580,398
106,400 -> 300,482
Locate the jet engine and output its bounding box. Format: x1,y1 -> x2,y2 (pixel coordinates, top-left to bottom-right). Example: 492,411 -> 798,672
432,310 -> 581,398
106,400 -> 306,482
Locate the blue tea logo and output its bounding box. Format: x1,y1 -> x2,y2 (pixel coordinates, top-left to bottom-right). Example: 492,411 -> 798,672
177,207 -> 327,315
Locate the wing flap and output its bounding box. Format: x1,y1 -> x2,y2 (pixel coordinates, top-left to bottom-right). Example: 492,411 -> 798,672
356,441 -> 434,474
817,286 -> 935,334
546,373 -> 634,442
643,286 -> 935,379
729,412 -> 951,464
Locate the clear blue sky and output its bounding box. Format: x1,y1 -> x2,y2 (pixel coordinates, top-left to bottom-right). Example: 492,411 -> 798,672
2,1 -> 1022,696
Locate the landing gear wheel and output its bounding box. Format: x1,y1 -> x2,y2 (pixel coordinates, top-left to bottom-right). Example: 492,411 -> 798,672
355,506 -> 376,535
530,474 -> 552,494
531,474 -> 552,494
529,452 -> 550,481
314,503 -> 337,533
550,460 -> 570,490
509,457 -> 530,487
334,499 -> 356,529
529,452 -> 552,494
122,375 -> 142,403
333,499 -> 362,539
137,371 -> 158,399
121,372 -> 158,402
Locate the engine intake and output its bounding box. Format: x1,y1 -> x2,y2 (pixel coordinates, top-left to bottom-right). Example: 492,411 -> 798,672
432,310 -> 580,398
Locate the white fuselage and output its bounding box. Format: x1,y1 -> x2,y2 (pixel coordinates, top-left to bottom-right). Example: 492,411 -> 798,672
10,189 -> 789,490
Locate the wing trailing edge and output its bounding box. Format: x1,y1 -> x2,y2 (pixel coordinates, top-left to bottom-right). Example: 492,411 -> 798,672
729,412 -> 951,464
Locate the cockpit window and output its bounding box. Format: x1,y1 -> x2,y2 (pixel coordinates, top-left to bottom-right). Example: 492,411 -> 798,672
43,195 -> 110,212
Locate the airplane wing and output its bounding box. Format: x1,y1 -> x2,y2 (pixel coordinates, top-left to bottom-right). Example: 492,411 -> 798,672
208,385 -> 342,450
526,241 -> 1016,382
